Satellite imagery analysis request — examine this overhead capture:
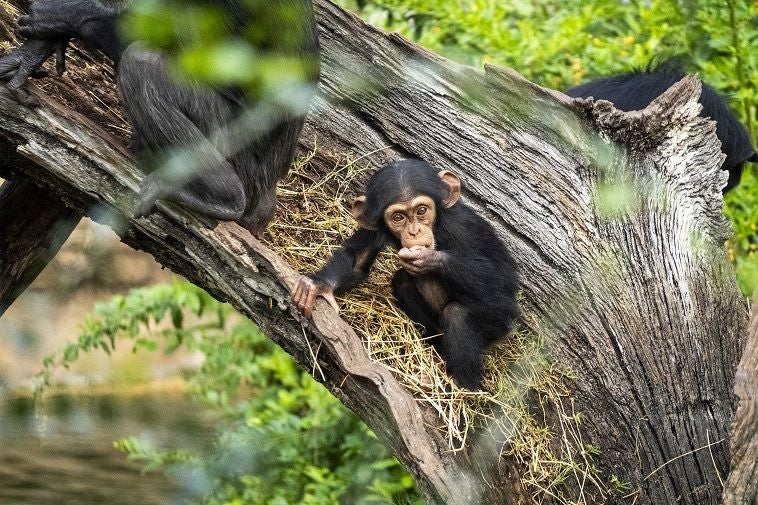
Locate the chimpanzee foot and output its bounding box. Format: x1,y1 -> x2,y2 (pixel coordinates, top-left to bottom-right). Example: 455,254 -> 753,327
6,86 -> 40,107
446,361 -> 483,391
0,39 -> 68,108
134,177 -> 161,219
0,51 -> 40,106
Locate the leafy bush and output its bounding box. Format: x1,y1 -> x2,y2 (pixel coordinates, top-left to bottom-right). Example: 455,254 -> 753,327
38,280 -> 421,505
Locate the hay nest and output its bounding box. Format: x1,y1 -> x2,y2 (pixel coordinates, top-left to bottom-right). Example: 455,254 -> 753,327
266,149 -> 613,502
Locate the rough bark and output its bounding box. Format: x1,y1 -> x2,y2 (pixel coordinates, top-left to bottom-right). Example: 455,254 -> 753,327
0,176 -> 80,315
0,1 -> 748,504
723,297 -> 758,504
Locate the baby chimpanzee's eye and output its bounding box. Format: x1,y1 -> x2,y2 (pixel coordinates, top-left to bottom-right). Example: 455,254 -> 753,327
417,206 -> 427,216
392,213 -> 405,223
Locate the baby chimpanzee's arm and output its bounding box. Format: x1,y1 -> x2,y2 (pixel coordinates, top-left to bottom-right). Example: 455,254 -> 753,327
316,228 -> 388,292
293,228 -> 387,318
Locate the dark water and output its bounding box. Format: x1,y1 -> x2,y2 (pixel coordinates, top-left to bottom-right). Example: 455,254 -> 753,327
0,393 -> 217,505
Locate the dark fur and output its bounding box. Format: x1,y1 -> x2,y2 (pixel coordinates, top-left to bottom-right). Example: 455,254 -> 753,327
0,0 -> 320,234
566,60 -> 756,192
312,160 -> 520,389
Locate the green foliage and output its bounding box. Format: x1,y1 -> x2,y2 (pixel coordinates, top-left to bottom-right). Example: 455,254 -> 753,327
336,0 -> 758,294
336,0 -> 756,97
38,280 -> 421,505
726,169 -> 758,294
114,437 -> 199,473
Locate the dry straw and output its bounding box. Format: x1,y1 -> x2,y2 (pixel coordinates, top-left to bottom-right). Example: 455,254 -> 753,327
266,148 -> 615,503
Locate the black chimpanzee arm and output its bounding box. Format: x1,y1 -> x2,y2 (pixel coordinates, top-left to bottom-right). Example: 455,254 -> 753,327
18,0 -> 126,64
314,228 -> 388,294
292,228 -> 387,318
0,0 -> 126,103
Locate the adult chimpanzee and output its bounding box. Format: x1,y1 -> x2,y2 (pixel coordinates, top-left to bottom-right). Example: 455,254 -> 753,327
0,0 -> 320,236
293,159 -> 520,390
566,60 -> 756,192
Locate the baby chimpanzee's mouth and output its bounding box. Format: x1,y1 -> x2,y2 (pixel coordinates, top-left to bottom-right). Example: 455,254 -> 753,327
403,240 -> 434,250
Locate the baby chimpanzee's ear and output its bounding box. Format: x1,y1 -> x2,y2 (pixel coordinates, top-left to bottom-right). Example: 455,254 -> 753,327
749,151 -> 757,163
438,170 -> 461,208
351,195 -> 377,230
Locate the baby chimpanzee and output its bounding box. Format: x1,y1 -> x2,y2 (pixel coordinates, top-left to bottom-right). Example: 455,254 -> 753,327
567,60 -> 756,192
293,160 -> 519,390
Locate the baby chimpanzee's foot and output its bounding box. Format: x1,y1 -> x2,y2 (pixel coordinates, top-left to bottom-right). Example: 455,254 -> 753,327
446,359 -> 483,391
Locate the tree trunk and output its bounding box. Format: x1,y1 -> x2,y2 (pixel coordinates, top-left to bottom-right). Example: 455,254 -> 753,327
0,176 -> 80,315
723,296 -> 758,504
0,1 -> 747,503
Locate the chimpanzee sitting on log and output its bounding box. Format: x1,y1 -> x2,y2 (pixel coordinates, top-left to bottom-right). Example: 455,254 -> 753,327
0,0 -> 320,237
293,160 -> 520,390
566,60 -> 756,192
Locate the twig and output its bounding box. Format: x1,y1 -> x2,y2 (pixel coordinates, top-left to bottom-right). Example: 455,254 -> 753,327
643,437 -> 726,481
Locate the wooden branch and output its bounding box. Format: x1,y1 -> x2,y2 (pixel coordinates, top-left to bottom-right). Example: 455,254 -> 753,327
0,1 -> 747,503
723,296 -> 758,504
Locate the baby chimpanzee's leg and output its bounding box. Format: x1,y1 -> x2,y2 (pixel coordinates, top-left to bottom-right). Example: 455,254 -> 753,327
439,302 -> 485,390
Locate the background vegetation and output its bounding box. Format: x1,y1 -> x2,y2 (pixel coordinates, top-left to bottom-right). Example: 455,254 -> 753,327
31,0 -> 757,504
37,281 -> 421,504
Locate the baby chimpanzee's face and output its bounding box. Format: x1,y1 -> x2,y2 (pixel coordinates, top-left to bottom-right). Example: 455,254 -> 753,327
383,195 -> 436,249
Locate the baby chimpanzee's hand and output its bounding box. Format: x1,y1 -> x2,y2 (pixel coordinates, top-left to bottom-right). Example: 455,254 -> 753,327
398,246 -> 447,276
292,276 -> 340,319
